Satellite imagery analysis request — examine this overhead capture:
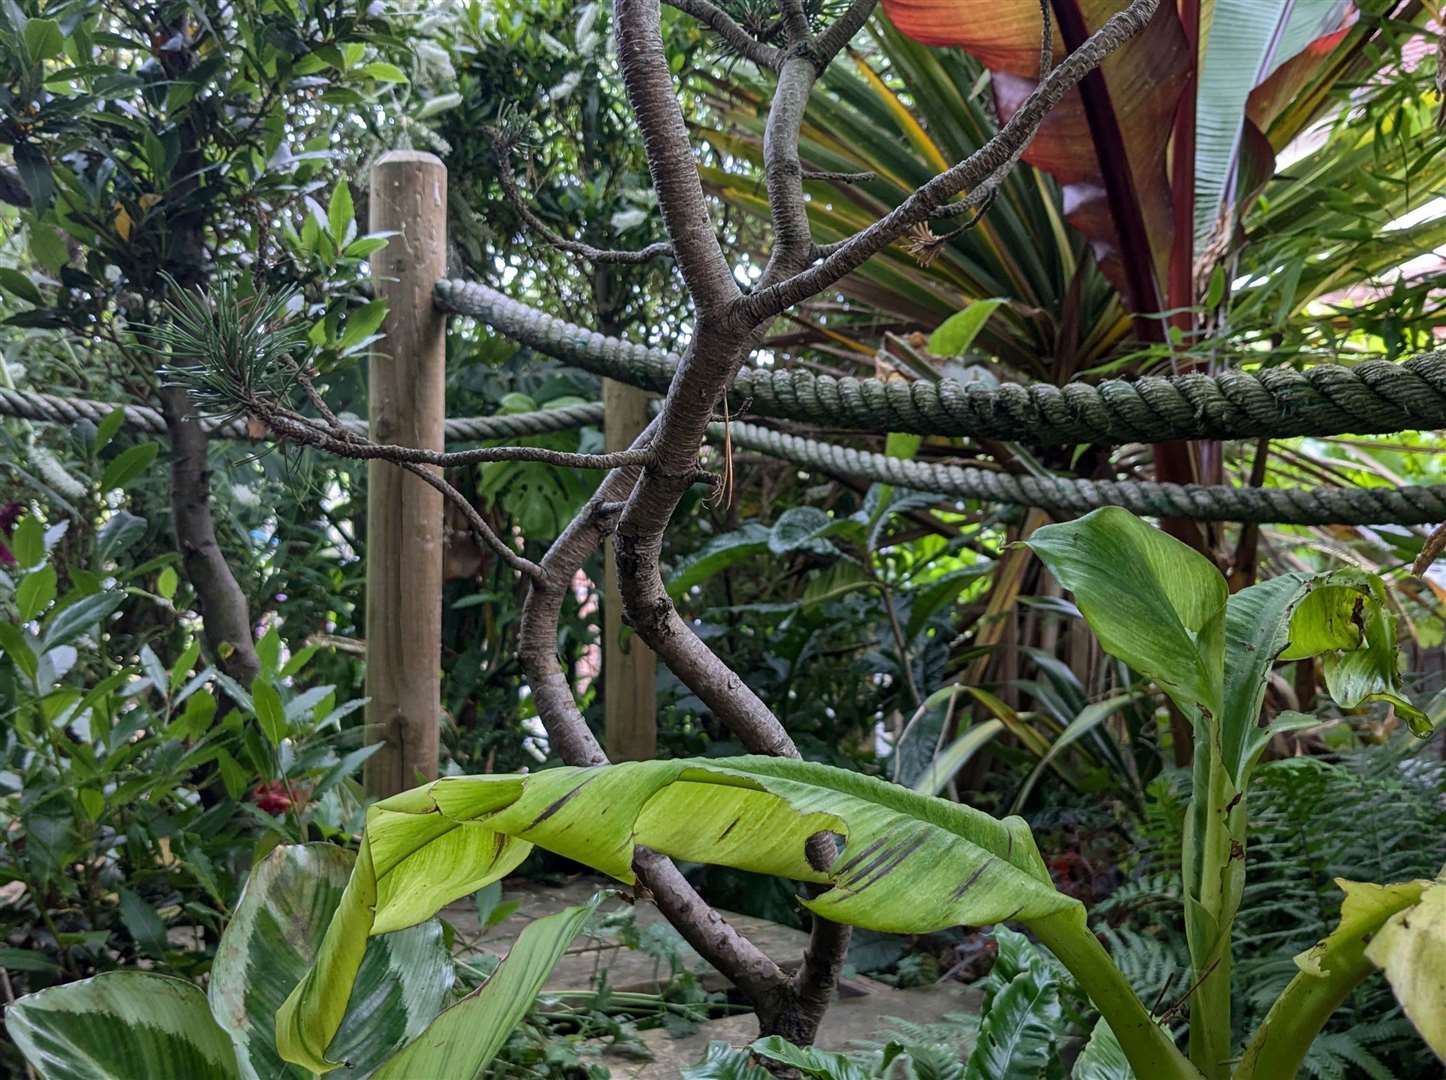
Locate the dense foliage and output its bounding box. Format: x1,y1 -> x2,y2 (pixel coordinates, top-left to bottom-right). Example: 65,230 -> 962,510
1,0 -> 1444,1078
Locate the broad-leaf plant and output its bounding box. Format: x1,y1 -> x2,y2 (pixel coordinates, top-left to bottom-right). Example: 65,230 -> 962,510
12,510 -> 1438,1079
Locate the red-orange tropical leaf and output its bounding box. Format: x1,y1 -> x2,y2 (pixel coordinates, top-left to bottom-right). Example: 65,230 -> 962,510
881,0 -> 1188,315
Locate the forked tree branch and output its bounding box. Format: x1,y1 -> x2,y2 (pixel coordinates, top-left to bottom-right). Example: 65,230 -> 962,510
247,0 -> 1163,1049
814,0 -> 878,63
617,0 -> 741,313
737,0 -> 1160,323
513,426 -> 796,1007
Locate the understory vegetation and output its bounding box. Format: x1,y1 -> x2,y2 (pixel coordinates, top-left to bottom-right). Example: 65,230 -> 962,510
1,0 -> 1445,1078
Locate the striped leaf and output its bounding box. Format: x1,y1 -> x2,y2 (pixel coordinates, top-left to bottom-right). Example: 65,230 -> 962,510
208,843 -> 452,1079
6,973 -> 240,1080
370,898 -> 598,1078
278,755 -> 1077,1073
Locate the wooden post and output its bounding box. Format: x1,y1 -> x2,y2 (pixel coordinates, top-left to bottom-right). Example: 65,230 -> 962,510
603,378 -> 657,761
364,151 -> 447,797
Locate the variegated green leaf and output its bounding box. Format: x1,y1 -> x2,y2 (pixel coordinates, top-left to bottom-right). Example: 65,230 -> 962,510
6,973 -> 240,1080
209,843 -> 452,1079
370,898 -> 599,1079
279,755 -> 1073,1073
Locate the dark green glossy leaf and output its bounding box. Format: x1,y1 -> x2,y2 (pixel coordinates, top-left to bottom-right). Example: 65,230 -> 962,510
963,965 -> 1061,1080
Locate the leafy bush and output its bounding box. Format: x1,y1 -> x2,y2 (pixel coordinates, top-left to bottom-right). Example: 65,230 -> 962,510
0,500 -> 373,1029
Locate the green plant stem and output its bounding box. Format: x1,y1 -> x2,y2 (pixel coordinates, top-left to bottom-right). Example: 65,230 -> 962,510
1032,909 -> 1203,1080
1188,744 -> 1239,1080
1232,884 -> 1423,1080
1232,959 -> 1374,1080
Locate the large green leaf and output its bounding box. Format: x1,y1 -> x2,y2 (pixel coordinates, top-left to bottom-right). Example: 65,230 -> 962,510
1223,569 -> 1430,790
1364,878 -> 1446,1063
370,899 -> 599,1079
666,523 -> 771,597
750,1035 -> 873,1080
1073,1017 -> 1132,1080
682,1041 -> 773,1080
1193,1 -> 1351,245
1024,507 -> 1225,720
278,755 -> 1073,1072
6,973 -> 241,1080
209,843 -> 452,1079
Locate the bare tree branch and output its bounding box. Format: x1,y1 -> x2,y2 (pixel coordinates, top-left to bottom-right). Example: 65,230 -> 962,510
399,460 -> 547,582
802,167 -> 876,184
736,0 -> 1160,323
159,384 -> 261,683
1038,0 -> 1054,79
492,135 -> 675,264
662,0 -> 782,69
617,0 -> 740,313
815,0 -> 879,63
779,0 -> 813,45
513,426 -> 794,1010
759,55 -> 820,286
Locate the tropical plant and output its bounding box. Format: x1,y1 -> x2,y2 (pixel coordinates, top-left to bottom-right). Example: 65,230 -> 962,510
129,510 -> 1438,1080
695,3 -> 1446,754
4,842 -> 598,1080
0,0 -> 410,685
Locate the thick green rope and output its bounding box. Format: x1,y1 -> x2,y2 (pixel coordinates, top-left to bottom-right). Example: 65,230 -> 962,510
0,387 -> 605,441
435,278 -> 1446,446
7,388 -> 1443,526
722,420 -> 1446,526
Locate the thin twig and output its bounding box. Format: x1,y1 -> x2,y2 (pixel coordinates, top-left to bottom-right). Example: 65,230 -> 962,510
492,135 -> 674,265
738,0 -> 1160,322
802,168 -> 876,184
661,0 -> 781,68
1038,0 -> 1054,78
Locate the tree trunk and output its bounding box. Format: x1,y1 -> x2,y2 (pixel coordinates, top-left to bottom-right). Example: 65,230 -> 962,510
159,383 -> 260,684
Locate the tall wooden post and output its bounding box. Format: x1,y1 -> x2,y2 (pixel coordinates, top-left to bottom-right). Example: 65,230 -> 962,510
603,378 -> 657,761
364,151 -> 447,796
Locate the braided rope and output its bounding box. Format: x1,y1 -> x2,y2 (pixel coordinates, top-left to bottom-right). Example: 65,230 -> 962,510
435,278 -> 1446,445
0,387 -> 605,441
721,421 -> 1446,526
5,387 -> 1442,526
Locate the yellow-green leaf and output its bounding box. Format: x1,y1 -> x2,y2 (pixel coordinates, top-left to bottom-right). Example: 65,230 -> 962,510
277,756 -> 1071,1073
1364,879 -> 1446,1062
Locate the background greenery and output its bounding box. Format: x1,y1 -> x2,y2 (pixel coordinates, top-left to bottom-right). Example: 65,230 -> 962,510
0,1 -> 1442,1077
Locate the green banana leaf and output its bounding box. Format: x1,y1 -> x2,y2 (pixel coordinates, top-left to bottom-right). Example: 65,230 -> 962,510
370,897 -> 600,1078
1192,0 -> 1352,245
1025,507 -> 1434,1078
208,843 -> 452,1079
1025,508 -> 1429,790
1023,507 -> 1226,720
277,755 -> 1077,1072
5,973 -> 241,1080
